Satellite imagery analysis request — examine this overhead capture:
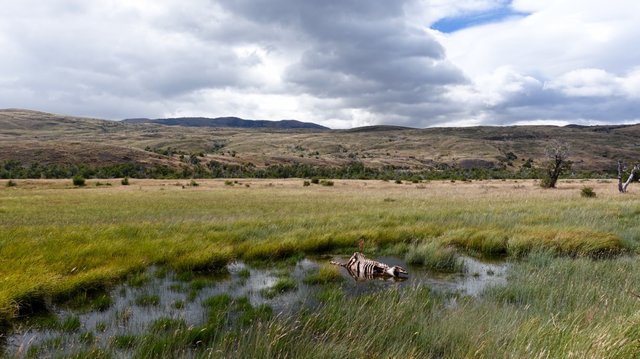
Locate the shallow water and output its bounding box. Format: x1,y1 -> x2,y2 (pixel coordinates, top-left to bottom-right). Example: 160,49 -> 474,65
5,254 -> 508,357
327,255 -> 508,297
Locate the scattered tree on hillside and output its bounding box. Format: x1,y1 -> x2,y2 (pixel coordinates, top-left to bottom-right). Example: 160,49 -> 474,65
540,140 -> 571,188
617,160 -> 639,193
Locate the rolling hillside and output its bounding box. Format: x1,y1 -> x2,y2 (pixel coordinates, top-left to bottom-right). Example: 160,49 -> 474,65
1,108 -> 639,178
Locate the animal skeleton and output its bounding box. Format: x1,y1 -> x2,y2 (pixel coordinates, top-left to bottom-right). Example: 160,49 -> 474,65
331,252 -> 408,281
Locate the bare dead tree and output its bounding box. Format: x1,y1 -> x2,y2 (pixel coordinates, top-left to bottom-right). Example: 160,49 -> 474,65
540,140 -> 571,188
618,160 -> 639,193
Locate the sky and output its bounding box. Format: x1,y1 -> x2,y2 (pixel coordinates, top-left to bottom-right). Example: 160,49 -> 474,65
1,0 -> 639,128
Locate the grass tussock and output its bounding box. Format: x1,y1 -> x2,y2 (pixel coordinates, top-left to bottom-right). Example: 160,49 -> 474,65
303,264 -> 344,285
261,277 -> 297,299
442,227 -> 509,257
404,241 -> 463,273
508,227 -> 623,258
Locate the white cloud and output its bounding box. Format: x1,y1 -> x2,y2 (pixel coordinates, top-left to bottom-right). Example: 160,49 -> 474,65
546,69 -> 619,97
438,0 -> 640,125
0,0 -> 638,127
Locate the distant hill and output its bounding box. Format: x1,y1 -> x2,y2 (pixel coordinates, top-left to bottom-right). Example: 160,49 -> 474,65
3,108 -> 640,179
344,125 -> 416,132
122,116 -> 330,130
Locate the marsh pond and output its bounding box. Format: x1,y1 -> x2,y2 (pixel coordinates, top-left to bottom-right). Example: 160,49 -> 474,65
4,255 -> 508,358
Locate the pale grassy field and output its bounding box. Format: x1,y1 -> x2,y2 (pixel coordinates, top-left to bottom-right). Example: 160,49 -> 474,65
2,178 -> 640,357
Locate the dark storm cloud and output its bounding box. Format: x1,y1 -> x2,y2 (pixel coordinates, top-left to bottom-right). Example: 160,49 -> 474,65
219,0 -> 467,122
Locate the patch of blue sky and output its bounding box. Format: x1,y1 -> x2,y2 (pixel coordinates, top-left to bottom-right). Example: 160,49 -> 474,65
431,6 -> 530,33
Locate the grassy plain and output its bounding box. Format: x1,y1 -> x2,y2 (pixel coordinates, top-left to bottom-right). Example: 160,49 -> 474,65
2,178 -> 640,357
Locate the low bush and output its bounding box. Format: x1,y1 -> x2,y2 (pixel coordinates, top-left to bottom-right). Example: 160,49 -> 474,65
72,175 -> 86,187
581,186 -> 596,198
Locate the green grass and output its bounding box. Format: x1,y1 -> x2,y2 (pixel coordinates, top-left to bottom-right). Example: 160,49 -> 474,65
0,179 -> 638,329
127,272 -> 150,287
303,264 -> 344,285
261,277 -> 298,299
134,294 -> 160,307
59,315 -> 81,332
183,252 -> 640,358
149,317 -> 186,332
404,241 -> 463,273
112,334 -> 138,349
237,268 -> 251,279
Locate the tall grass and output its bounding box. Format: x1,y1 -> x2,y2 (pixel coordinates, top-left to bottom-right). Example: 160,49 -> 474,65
203,252 -> 640,358
404,241 -> 463,272
0,179 -> 638,322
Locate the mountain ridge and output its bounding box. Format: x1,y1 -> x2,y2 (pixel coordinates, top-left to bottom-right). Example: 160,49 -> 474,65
122,116 -> 330,130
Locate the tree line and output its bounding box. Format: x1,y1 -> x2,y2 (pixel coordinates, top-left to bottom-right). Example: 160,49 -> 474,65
0,158 -> 612,181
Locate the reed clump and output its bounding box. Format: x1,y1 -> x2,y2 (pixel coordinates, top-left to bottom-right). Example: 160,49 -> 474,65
404,241 -> 463,272
303,264 -> 344,284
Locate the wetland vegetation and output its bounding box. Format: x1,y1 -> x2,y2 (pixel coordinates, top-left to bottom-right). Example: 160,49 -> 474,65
1,178 -> 640,357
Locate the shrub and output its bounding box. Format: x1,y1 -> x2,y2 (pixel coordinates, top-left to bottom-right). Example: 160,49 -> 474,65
72,175 -> 86,187
190,179 -> 199,187
581,186 -> 596,198
539,176 -> 553,188
121,177 -> 130,185
395,179 -> 403,184
224,180 -> 234,186
6,180 -> 16,187
311,178 -> 320,184
320,180 -> 334,187
303,180 -> 311,187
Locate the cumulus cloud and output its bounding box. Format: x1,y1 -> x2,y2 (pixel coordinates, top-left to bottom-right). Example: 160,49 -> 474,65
440,0 -> 640,126
0,0 -> 638,127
